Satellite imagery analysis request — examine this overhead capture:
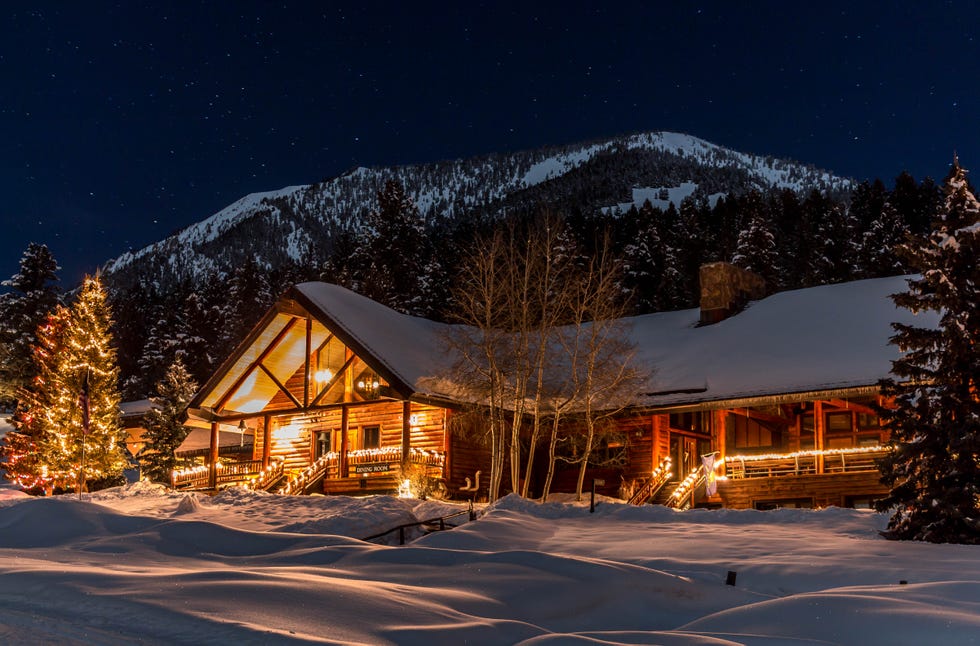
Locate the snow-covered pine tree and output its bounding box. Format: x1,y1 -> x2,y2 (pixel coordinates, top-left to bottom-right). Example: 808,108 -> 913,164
38,275 -> 127,492
354,180 -> 429,315
220,257 -> 274,352
811,202 -> 859,285
139,356 -> 198,484
0,306 -> 70,492
875,156 -> 980,544
620,200 -> 669,313
857,196 -> 910,278
0,243 -> 61,407
731,192 -> 778,289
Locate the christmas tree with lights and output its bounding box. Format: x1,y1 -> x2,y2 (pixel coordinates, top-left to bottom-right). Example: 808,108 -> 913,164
36,275 -> 127,492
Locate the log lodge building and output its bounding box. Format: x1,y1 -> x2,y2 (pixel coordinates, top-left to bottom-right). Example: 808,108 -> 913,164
174,263 -> 930,510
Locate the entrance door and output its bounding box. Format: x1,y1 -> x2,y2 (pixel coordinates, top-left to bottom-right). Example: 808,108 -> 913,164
670,434 -> 700,481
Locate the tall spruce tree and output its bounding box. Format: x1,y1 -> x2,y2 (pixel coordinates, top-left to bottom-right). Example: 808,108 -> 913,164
731,192 -> 778,289
0,243 -> 61,407
875,157 -> 980,544
37,275 -> 127,492
140,356 -> 197,484
354,180 -> 429,315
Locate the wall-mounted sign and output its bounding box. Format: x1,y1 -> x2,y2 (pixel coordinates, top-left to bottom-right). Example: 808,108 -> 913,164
353,463 -> 392,474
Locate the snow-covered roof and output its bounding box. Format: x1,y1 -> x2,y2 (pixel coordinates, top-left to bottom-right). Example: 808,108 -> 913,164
630,275 -> 937,406
291,275 -> 936,409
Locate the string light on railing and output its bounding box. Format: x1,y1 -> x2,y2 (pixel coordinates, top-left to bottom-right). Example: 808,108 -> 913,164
724,445 -> 888,463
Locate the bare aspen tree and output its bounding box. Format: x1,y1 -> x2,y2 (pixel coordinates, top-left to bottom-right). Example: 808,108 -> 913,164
447,230 -> 511,501
449,217 -> 643,502
548,234 -> 646,501
448,214 -> 577,500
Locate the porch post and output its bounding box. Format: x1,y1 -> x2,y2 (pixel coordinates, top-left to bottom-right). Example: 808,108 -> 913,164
340,405 -> 350,478
208,421 -> 219,490
262,413 -> 272,468
815,401 -> 825,474
401,401 -> 412,469
711,409 -> 727,476
443,408 -> 452,483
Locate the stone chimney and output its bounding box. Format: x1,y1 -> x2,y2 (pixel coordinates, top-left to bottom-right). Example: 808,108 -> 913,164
699,262 -> 766,325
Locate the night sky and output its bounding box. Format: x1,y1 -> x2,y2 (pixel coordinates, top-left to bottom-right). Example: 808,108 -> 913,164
3,1 -> 978,285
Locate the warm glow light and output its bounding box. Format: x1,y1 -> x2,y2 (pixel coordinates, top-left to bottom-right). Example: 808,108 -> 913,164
272,423 -> 303,442
724,445 -> 889,463
397,478 -> 414,498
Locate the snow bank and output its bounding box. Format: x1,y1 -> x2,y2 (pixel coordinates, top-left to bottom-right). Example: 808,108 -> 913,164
0,486 -> 976,644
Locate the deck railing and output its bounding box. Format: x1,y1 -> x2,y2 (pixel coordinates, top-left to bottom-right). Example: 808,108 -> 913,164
172,447 -> 446,492
173,459 -> 268,490
278,447 -> 446,495
724,446 -> 890,479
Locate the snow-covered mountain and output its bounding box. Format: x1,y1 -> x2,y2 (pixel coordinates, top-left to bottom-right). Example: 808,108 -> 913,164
102,131 -> 851,290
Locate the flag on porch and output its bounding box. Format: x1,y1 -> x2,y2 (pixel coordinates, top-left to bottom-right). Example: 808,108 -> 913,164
79,370 -> 90,435
702,453 -> 717,496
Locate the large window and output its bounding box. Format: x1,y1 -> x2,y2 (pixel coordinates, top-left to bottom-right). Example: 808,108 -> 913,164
732,415 -> 774,451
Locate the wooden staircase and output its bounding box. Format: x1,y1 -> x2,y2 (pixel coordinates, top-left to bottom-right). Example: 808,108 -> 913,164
627,456 -> 673,505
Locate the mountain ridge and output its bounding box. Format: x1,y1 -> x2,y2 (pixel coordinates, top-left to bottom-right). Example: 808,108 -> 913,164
102,130 -> 852,290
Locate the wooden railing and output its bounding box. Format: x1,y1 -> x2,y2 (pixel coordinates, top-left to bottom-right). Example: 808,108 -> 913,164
278,447 -> 446,495
245,458 -> 286,491
724,447 -> 890,480
173,459 -> 269,490
279,452 -> 339,495
627,456 -> 673,505
361,504 -> 478,545
173,447 -> 446,493
666,465 -> 706,509
172,465 -> 210,489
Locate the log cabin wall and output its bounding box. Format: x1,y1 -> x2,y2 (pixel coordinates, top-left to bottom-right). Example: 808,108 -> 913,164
406,404 -> 447,452
446,412 -> 493,500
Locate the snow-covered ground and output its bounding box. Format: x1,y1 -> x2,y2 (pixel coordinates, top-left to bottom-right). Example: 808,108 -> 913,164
1,485 -> 977,645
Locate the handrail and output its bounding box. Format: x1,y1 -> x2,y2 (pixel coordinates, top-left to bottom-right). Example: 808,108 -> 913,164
245,458 -> 286,491
627,456 -> 673,505
666,465 -> 706,509
279,452 -> 339,495
361,504 -> 478,545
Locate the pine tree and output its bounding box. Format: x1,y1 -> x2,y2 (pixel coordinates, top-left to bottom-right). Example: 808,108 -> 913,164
875,157 -> 980,544
140,357 -> 197,484
620,201 -> 670,313
731,191 -> 778,288
220,258 -> 274,352
0,306 -> 70,492
37,275 -> 127,492
857,197 -> 910,278
0,243 -> 61,407
354,180 -> 430,315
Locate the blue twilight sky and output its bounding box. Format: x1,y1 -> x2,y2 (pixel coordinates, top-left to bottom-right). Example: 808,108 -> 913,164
2,1 -> 978,285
